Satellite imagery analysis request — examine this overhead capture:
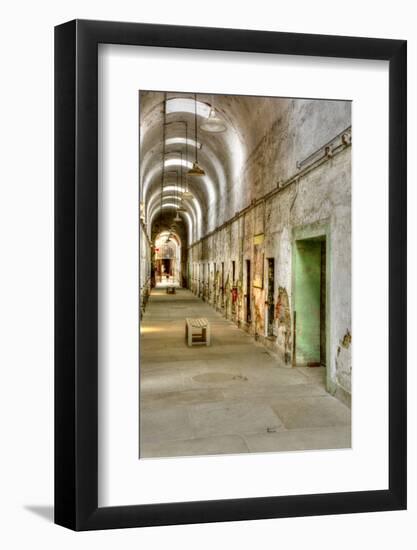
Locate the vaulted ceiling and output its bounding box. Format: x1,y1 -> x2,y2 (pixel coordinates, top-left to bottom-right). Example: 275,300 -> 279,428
140,91 -> 290,246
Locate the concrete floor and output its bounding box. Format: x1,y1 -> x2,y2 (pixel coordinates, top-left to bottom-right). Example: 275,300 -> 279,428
140,287 -> 351,458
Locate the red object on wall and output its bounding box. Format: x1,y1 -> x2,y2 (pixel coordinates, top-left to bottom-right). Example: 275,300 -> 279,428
232,287 -> 238,303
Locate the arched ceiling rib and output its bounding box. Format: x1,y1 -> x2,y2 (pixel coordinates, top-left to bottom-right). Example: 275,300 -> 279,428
140,91 -> 290,244
146,186 -> 202,241
147,193 -> 200,242
150,206 -> 193,245
154,230 -> 181,247
141,139 -> 220,207
143,162 -> 212,228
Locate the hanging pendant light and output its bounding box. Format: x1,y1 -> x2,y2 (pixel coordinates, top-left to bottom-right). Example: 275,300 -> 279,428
182,126 -> 194,199
173,161 -> 182,221
182,189 -> 194,199
200,95 -> 226,133
187,93 -> 205,177
164,119 -> 193,197
200,107 -> 227,133
188,161 -> 205,176
139,201 -> 146,222
158,93 -> 167,222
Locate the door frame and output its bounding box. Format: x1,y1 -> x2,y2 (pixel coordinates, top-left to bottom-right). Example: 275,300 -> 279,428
291,220 -> 333,393
245,259 -> 251,323
266,257 -> 275,337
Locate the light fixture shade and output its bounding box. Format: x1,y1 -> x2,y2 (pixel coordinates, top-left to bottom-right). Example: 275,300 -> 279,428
173,213 -> 182,222
200,108 -> 227,133
187,161 -> 206,176
182,190 -> 194,199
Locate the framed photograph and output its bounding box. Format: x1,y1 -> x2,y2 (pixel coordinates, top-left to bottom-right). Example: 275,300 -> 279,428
55,20 -> 406,531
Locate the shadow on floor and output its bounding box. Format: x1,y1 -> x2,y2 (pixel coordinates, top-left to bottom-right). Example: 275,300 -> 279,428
24,505 -> 54,523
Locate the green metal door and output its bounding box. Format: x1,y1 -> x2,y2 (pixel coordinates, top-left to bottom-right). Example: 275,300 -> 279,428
294,239 -> 322,365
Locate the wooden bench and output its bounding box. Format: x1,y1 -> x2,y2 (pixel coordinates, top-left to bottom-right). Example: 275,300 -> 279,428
185,317 -> 210,347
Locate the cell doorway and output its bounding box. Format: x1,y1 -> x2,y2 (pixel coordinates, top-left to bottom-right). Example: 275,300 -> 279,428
266,258 -> 275,337
293,235 -> 327,368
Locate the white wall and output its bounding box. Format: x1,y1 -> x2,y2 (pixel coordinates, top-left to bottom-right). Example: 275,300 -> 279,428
0,1 -> 415,549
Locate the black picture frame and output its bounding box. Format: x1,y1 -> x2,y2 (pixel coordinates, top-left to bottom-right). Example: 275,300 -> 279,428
55,19 -> 407,531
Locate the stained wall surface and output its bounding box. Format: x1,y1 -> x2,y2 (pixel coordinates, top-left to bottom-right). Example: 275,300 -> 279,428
140,93 -> 351,404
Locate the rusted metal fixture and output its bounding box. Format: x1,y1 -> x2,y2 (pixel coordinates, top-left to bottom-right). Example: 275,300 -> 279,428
187,92 -> 206,177
296,126 -> 351,171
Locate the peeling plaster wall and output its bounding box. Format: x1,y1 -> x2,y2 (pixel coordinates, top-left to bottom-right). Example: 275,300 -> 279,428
188,100 -> 351,400
140,224 -> 152,317
206,98 -> 351,231
140,93 -> 350,243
